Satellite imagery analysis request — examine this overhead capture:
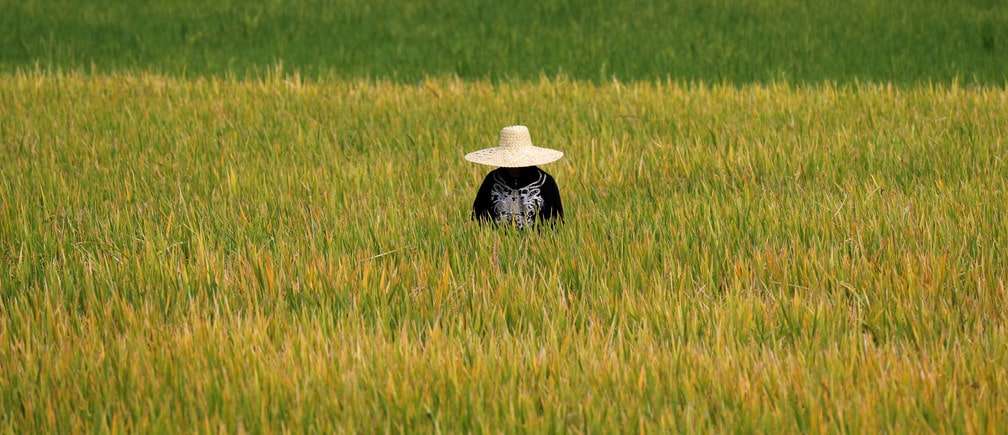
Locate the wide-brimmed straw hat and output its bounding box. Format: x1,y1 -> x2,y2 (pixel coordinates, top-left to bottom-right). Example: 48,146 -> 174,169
464,125 -> 564,167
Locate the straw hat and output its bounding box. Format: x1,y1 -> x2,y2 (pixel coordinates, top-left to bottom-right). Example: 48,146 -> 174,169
464,125 -> 564,167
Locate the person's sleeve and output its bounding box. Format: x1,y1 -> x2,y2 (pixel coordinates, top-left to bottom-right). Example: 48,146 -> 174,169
472,174 -> 494,223
540,175 -> 564,222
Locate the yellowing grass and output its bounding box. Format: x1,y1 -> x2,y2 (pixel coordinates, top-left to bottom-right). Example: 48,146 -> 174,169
1,72 -> 1007,432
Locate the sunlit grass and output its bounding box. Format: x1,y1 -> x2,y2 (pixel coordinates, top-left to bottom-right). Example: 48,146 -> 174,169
1,72 -> 1006,432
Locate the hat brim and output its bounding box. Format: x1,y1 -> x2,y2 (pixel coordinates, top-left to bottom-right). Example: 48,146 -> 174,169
464,146 -> 564,167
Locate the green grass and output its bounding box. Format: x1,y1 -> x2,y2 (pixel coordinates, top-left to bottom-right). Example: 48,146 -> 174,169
1,72 -> 1007,432
1,0 -> 1006,84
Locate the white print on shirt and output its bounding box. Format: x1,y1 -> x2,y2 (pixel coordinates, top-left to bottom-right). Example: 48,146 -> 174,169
490,172 -> 546,228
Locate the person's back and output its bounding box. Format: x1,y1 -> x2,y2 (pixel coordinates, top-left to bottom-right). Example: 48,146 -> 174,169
472,166 -> 563,228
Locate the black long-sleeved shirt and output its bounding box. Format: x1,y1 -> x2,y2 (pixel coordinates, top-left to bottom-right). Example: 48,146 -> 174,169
472,166 -> 563,228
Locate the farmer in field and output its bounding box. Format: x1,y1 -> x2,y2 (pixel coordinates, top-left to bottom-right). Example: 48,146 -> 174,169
466,125 -> 564,228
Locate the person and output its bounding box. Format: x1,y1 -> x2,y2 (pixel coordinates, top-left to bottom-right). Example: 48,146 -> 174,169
465,125 -> 564,228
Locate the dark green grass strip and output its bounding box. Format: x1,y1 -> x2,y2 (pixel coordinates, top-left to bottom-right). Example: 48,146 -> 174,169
1,0 -> 1006,84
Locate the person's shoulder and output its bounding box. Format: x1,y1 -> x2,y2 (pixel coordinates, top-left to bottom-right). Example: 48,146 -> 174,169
478,168 -> 505,188
535,166 -> 556,181
482,167 -> 504,180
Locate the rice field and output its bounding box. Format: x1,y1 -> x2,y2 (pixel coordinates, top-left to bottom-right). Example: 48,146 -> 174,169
1,71 -> 1007,432
3,0 -> 1006,84
2,0 -> 1008,431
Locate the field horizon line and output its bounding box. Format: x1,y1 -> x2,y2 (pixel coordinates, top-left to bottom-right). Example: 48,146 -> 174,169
3,65 -> 1007,93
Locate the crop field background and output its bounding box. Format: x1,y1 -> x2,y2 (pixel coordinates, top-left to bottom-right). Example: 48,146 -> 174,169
2,0 -> 1007,84
2,0 -> 1008,433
